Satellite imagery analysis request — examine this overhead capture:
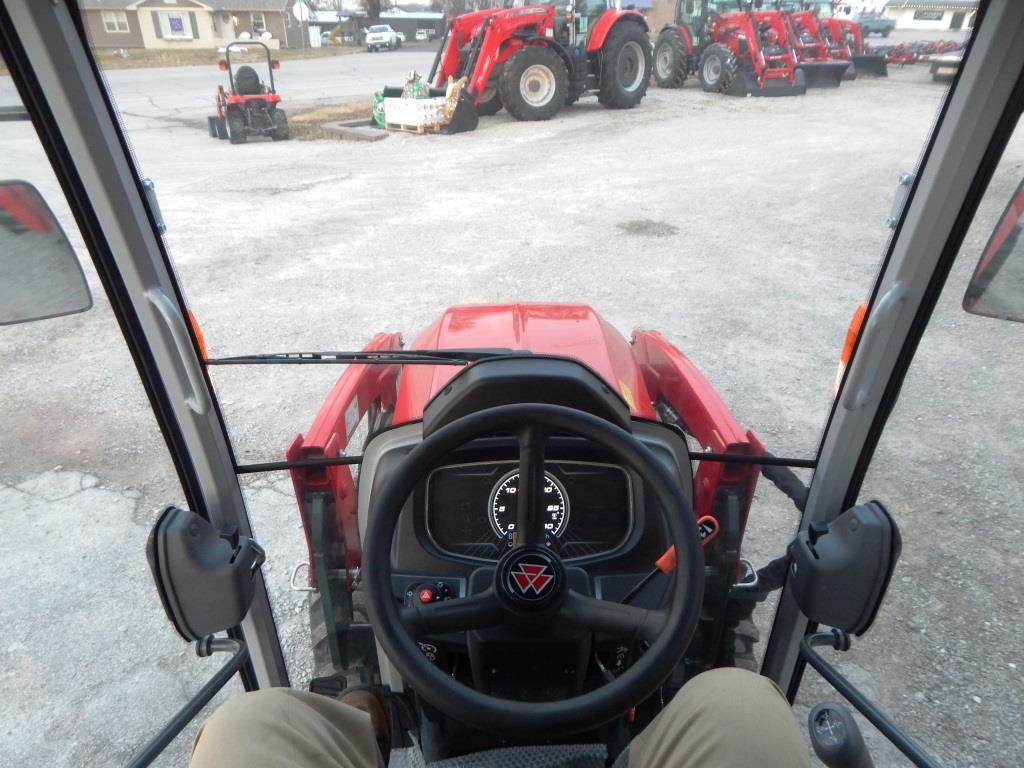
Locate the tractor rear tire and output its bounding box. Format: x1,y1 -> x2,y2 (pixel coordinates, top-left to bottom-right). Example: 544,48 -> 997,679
226,108 -> 247,144
499,45 -> 568,121
475,86 -> 503,116
598,22 -> 652,109
698,42 -> 738,93
653,27 -> 689,88
271,107 -> 290,140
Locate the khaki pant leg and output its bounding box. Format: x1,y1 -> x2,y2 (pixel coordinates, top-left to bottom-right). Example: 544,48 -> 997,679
628,668 -> 809,768
190,688 -> 385,768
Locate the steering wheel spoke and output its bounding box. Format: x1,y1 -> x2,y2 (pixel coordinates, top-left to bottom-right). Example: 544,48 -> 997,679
558,590 -> 668,645
399,588 -> 505,637
515,425 -> 549,546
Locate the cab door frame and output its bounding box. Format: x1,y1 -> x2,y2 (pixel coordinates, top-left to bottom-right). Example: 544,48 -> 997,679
0,0 -> 288,688
762,0 -> 1024,697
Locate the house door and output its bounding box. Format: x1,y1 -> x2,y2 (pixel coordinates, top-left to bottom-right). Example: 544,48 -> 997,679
950,11 -> 966,29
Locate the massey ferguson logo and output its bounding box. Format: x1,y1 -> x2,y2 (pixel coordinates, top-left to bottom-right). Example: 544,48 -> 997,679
511,562 -> 553,595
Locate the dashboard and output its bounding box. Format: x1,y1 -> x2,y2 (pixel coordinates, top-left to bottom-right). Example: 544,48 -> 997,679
425,460 -> 633,562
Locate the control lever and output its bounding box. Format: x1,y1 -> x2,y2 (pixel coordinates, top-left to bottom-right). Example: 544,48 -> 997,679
809,702 -> 876,768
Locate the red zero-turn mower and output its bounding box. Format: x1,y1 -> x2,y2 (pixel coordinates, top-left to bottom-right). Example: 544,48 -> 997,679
208,41 -> 289,144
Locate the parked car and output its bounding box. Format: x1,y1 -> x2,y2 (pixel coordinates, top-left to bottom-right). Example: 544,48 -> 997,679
365,24 -> 400,52
857,12 -> 895,37
396,31 -> 406,45
415,28 -> 428,41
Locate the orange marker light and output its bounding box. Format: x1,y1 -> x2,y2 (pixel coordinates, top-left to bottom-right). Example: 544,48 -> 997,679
271,60 -> 281,70
187,309 -> 208,360
834,302 -> 868,395
218,59 -> 228,71
841,302 -> 868,367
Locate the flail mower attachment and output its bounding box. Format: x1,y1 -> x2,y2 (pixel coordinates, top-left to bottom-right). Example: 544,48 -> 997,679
799,60 -> 851,88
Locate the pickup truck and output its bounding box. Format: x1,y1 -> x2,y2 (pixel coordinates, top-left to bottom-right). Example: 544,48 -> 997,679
365,24 -> 400,52
857,13 -> 896,38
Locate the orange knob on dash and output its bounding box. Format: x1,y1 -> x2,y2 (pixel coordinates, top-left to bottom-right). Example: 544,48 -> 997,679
655,546 -> 676,574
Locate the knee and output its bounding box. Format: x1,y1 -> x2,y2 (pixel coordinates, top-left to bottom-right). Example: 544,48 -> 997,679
212,687 -> 295,724
194,688 -> 296,748
667,667 -> 789,722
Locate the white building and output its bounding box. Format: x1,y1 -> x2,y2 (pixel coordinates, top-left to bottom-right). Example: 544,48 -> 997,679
882,1 -> 977,31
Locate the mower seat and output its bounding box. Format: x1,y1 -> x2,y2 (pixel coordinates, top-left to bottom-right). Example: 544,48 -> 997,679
234,65 -> 262,96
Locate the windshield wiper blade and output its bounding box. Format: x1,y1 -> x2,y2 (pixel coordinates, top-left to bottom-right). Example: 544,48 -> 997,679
204,349 -> 515,366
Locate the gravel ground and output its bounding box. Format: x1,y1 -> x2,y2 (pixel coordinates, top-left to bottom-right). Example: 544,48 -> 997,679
1,41 -> 1021,768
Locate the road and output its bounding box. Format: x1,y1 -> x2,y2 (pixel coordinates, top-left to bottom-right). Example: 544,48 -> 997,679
0,44 -> 437,117
1,27 -> 1018,768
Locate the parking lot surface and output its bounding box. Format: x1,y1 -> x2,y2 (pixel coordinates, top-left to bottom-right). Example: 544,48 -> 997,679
2,32 -> 1021,768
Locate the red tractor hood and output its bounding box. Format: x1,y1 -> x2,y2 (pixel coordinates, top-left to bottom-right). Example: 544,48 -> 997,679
392,304 -> 656,424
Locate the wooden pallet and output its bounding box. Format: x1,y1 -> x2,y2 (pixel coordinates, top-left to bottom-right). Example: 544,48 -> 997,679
385,121 -> 443,134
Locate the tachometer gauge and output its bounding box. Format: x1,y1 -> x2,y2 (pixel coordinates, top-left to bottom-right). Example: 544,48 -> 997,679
489,470 -> 569,538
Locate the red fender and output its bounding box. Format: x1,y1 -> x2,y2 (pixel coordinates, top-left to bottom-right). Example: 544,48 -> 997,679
587,9 -> 648,54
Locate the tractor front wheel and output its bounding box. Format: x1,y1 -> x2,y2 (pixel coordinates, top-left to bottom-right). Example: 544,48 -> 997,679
499,45 -> 568,121
271,108 -> 290,140
475,85 -> 503,116
598,22 -> 652,109
653,26 -> 689,88
698,42 -> 738,93
225,108 -> 247,144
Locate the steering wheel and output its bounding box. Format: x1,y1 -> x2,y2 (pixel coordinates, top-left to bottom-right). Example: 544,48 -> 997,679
363,403 -> 704,738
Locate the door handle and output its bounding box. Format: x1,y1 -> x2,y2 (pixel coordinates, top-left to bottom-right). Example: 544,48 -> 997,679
146,288 -> 211,415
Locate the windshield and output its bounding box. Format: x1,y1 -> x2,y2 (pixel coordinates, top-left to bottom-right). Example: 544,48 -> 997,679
2,0 -> 1002,764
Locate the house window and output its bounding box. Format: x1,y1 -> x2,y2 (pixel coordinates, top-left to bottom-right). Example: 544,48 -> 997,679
102,10 -> 130,33
157,11 -> 193,39
913,10 -> 945,21
251,12 -> 266,35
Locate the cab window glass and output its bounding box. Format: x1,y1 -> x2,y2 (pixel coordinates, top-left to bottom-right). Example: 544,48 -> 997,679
0,87 -> 239,764
797,116 -> 1024,767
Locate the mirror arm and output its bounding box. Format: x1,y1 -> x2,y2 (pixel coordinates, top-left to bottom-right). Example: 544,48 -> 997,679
128,636 -> 248,768
801,631 -> 942,768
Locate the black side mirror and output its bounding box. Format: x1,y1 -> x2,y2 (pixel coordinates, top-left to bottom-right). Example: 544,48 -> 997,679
146,506 -> 265,642
0,180 -> 92,325
787,501 -> 901,636
962,177 -> 1024,323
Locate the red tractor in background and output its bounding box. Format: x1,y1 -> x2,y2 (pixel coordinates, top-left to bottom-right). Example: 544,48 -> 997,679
427,1 -> 652,121
790,0 -> 887,78
653,0 -> 807,96
771,1 -> 851,86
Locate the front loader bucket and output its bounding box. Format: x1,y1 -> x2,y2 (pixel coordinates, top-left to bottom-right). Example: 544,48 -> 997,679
842,61 -> 857,81
733,69 -> 807,97
852,54 -> 888,77
441,90 -> 479,134
799,61 -> 850,88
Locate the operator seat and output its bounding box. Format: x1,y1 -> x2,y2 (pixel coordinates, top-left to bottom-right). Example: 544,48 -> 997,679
234,65 -> 262,95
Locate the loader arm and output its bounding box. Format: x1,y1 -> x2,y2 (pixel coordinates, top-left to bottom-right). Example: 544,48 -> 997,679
287,332 -> 402,588
630,331 -> 763,553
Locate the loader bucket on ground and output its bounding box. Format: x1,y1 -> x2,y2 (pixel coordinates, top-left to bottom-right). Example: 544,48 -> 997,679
799,61 -> 850,88
852,54 -> 889,77
730,69 -> 807,97
842,62 -> 857,81
441,91 -> 479,134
